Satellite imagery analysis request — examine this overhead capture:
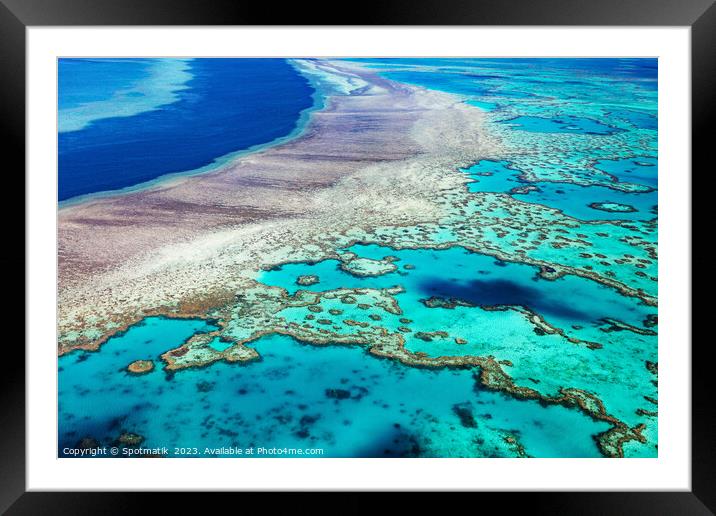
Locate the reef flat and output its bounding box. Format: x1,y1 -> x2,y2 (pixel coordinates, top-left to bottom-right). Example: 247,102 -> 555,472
58,58 -> 657,458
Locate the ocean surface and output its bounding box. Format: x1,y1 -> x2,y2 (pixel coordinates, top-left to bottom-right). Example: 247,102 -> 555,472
58,58 -> 658,458
58,58 -> 315,201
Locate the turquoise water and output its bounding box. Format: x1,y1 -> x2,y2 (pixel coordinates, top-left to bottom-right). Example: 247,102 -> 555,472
265,244 -> 653,328
466,99 -> 499,111
59,317 -> 609,458
463,159 -> 656,221
262,245 -> 657,422
594,157 -> 658,188
609,109 -> 657,130
500,115 -> 622,135
514,181 -> 655,221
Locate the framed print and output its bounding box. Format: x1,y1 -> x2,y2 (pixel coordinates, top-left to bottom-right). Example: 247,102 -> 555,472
4,0 -> 714,512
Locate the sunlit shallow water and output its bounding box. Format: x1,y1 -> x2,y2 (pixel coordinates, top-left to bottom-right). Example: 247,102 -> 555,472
59,316 -> 610,458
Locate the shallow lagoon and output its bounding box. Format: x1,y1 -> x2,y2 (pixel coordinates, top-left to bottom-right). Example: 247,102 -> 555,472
59,317 -> 610,458
261,244 -> 657,434
266,244 -> 653,328
594,157 -> 658,188
463,159 -> 656,221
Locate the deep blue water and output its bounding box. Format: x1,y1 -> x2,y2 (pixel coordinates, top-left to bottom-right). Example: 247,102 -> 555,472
58,58 -> 314,201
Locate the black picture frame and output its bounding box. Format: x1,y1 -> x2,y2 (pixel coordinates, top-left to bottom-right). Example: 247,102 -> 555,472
2,0 -> 712,513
